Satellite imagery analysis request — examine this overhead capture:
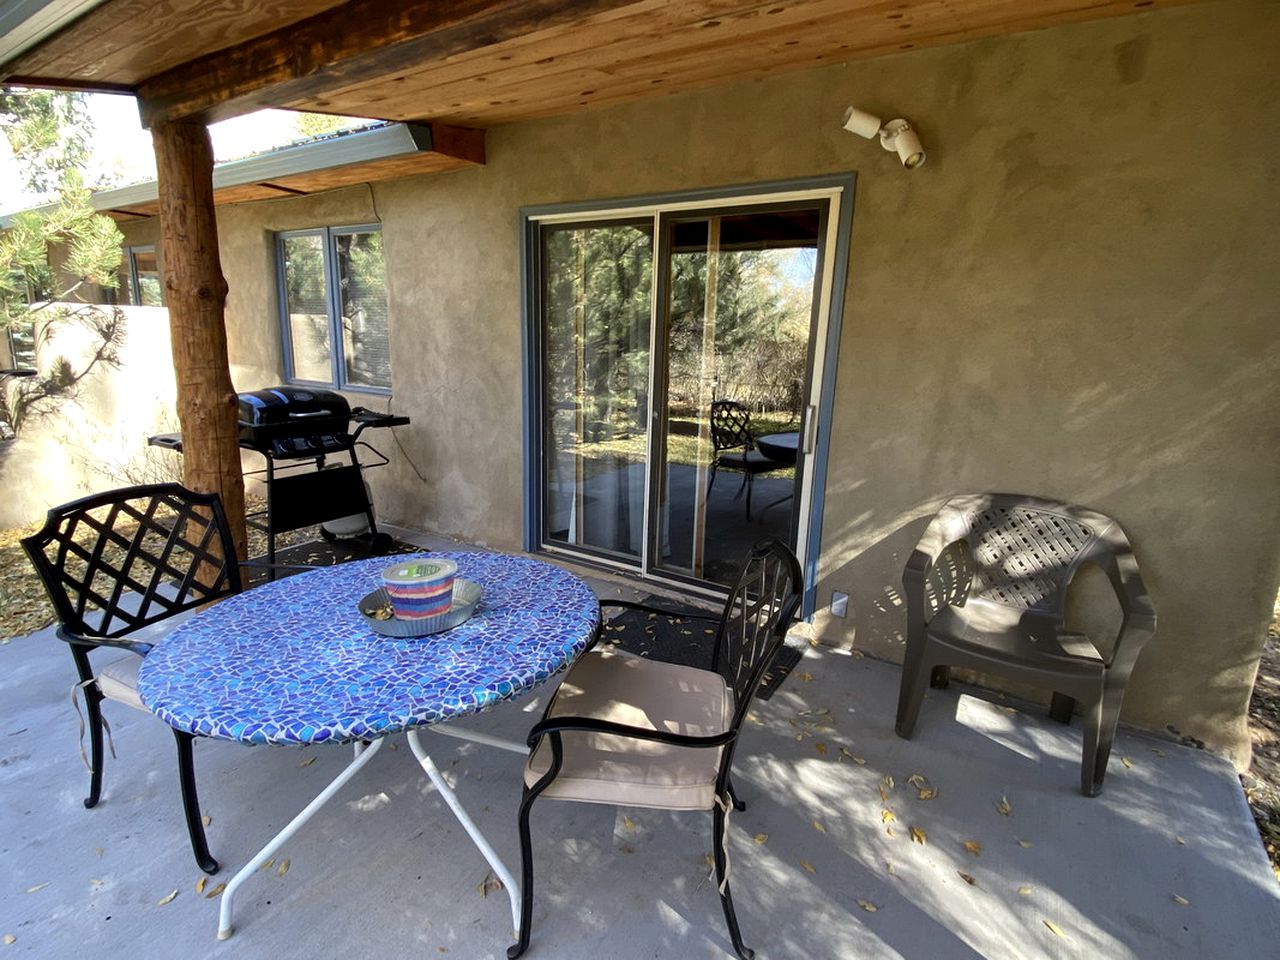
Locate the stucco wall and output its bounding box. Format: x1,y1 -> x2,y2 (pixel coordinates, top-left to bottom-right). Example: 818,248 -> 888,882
4,0 -> 1276,761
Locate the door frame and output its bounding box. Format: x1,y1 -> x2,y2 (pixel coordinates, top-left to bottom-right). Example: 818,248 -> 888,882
520,173 -> 857,617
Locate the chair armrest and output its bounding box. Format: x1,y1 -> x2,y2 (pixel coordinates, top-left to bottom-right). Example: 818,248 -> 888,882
599,598 -> 722,624
1103,549 -> 1157,673
527,714 -> 736,750
239,559 -> 321,576
56,626 -> 152,656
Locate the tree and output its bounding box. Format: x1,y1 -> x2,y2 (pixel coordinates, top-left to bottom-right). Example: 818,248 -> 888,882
0,90 -> 127,434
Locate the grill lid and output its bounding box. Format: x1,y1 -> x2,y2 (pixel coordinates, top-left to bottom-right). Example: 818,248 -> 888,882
237,386 -> 351,428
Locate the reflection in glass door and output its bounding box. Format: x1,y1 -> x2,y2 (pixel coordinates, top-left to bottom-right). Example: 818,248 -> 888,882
654,208 -> 822,587
541,220 -> 653,561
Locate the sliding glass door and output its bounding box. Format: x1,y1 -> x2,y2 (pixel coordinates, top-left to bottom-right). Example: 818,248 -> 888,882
528,180 -> 849,600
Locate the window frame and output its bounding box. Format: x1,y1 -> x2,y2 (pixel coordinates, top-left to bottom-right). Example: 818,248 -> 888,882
275,223 -> 392,396
123,245 -> 163,306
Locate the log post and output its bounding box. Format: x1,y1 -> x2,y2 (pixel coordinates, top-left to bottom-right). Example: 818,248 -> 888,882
151,118 -> 247,560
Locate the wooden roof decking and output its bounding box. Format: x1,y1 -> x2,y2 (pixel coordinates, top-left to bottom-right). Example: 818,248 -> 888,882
3,0 -> 1200,130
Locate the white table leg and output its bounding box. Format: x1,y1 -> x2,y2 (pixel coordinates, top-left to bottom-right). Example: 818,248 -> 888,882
217,737 -> 385,940
406,728 -> 522,935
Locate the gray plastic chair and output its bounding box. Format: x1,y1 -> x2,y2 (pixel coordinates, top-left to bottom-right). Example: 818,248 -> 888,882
894,493 -> 1157,796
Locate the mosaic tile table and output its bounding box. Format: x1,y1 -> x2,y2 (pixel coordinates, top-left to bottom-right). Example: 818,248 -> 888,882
137,551 -> 599,942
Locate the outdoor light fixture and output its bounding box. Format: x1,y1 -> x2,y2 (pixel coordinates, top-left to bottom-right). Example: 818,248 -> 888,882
842,106 -> 927,169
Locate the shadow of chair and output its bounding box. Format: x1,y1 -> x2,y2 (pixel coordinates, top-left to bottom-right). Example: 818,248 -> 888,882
507,538 -> 803,960
21,482 -> 245,874
708,400 -> 791,521
894,492 -> 1157,797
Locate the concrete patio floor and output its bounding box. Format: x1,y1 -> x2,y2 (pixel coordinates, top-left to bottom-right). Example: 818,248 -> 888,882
2,549 -> 1278,959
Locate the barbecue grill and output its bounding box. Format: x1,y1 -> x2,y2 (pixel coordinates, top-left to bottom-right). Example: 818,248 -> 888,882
150,386 -> 409,573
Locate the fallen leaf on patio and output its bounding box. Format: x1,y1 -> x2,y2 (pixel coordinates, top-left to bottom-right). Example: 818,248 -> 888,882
622,816 -> 637,833
4,935 -> 15,945
747,712 -> 762,725
201,814 -> 212,826
882,775 -> 894,790
907,774 -> 927,789
886,826 -> 896,838
886,862 -> 896,875
1017,839 -> 1033,848
795,734 -> 804,742
1043,920 -> 1065,937
812,820 -> 826,834
1121,756 -> 1133,769
840,748 -> 866,765
300,756 -> 317,768
856,899 -> 878,912
203,882 -> 226,899
1172,894 -> 1189,906
387,742 -> 398,751
1176,836 -> 1186,845
476,872 -> 503,897
25,883 -> 48,894
704,853 -> 715,870
958,872 -> 976,886
94,848 -> 104,858
815,742 -> 828,757
881,809 -> 897,824
1151,747 -> 1167,758
704,629 -> 715,635
798,672 -> 815,682
90,879 -> 103,887
1018,886 -> 1035,896
962,840 -> 982,857
277,860 -> 291,878
996,796 -> 1012,816
753,834 -> 769,845
799,859 -> 816,874
157,890 -> 178,906
196,877 -> 207,894
918,786 -> 937,801
259,859 -> 275,871
910,826 -> 927,845
878,784 -> 890,804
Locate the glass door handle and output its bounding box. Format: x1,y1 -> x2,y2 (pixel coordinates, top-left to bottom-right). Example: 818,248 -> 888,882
802,404 -> 817,455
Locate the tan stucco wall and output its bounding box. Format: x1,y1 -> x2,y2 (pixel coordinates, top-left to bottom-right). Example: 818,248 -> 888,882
4,0 -> 1276,761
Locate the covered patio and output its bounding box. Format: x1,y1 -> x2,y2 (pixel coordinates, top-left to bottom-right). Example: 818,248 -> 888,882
2,531 -> 1276,957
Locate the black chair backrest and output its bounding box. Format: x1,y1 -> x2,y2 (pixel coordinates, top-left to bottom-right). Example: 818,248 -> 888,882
21,483 -> 242,640
710,400 -> 754,453
710,537 -> 803,729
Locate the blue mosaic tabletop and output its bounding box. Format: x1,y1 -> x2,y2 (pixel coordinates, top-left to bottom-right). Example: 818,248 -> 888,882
136,552 -> 600,745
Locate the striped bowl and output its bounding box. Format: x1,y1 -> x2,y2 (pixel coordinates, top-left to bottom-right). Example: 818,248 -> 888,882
381,558 -> 458,620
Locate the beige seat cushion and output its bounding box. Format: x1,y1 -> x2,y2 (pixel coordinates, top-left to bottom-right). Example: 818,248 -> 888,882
524,649 -> 732,811
96,653 -> 146,711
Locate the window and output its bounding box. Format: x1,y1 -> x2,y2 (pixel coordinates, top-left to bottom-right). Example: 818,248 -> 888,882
118,246 -> 163,306
6,322 -> 36,369
276,225 -> 391,392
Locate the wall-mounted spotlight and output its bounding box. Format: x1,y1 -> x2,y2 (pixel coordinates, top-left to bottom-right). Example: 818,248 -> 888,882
842,106 -> 927,169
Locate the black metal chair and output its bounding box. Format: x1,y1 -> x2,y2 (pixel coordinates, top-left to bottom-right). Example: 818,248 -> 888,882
894,493 -> 1157,796
21,482 -> 245,874
708,400 -> 791,520
508,538 -> 803,960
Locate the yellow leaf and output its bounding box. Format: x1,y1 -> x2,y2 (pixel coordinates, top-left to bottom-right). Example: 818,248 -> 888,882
4,935 -> 15,946
996,796 -> 1012,817
882,775 -> 895,790
277,860 -> 291,878
1121,756 -> 1133,769
918,787 -> 938,801
799,859 -> 816,874
1043,920 -> 1065,937
878,784 -> 890,804
622,815 -> 637,834
196,877 -> 207,894
205,882 -> 226,899
856,899 -> 878,912
89,879 -> 103,887
1172,894 -> 1190,906
812,820 -> 826,834
798,672 -> 815,682
259,859 -> 275,871
201,814 -> 212,827
907,774 -> 927,789
910,826 -> 927,845
840,747 -> 866,765
24,883 -> 48,894
962,840 -> 982,856
1018,886 -> 1034,896
795,734 -> 804,742
1017,839 -> 1033,849
815,742 -> 828,757
881,809 -> 897,824
958,872 -> 976,886
753,834 -> 769,845
157,889 -> 178,906
300,756 -> 317,768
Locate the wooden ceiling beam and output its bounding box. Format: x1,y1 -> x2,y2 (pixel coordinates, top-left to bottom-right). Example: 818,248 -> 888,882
135,0 -> 642,128
2,74 -> 134,94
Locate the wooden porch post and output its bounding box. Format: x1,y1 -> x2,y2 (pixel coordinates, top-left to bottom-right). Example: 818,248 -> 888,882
150,119 -> 247,559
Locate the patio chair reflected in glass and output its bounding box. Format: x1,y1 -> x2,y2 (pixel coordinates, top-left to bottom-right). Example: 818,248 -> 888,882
708,400 -> 791,520
894,493 -> 1158,796
21,483 -> 244,874
507,538 -> 803,960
